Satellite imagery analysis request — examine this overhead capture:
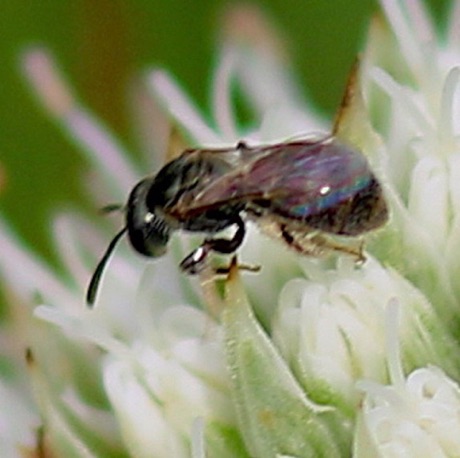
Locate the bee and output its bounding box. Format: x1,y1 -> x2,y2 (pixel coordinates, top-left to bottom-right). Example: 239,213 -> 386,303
86,136 -> 388,306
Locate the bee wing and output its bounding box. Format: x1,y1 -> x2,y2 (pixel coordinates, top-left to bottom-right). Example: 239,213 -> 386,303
169,139 -> 376,222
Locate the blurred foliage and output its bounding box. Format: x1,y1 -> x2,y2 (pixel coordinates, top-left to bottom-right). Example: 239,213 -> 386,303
0,0 -> 449,268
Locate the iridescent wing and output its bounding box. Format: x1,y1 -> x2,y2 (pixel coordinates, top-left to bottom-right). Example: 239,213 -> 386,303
169,138 -> 387,235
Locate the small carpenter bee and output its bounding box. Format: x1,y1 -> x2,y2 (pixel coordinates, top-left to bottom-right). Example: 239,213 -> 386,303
87,136 -> 388,306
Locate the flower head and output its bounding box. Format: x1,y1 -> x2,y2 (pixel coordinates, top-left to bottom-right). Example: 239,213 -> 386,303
2,1 -> 460,456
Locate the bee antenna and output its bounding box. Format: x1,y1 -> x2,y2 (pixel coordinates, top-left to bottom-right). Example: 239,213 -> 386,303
86,227 -> 128,308
99,203 -> 124,214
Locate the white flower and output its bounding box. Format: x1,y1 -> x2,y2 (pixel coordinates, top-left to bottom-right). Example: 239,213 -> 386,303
356,365 -> 460,457
1,0 -> 460,456
272,257 -> 459,412
363,0 -> 460,312
354,301 -> 460,457
0,379 -> 39,456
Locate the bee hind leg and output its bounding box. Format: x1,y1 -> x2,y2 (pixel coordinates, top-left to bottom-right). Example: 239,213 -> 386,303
309,233 -> 365,262
180,217 -> 246,274
281,225 -> 365,262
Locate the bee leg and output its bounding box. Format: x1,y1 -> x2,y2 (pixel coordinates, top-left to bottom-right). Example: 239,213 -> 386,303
205,217 -> 245,254
309,234 -> 366,262
179,243 -> 212,274
180,217 -> 246,274
214,263 -> 261,275
280,224 -> 335,257
281,225 -> 365,262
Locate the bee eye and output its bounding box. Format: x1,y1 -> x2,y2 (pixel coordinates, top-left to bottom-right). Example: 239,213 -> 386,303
126,178 -> 170,257
128,212 -> 170,257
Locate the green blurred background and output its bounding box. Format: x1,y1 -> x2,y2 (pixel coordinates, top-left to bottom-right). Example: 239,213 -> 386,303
0,0 -> 448,268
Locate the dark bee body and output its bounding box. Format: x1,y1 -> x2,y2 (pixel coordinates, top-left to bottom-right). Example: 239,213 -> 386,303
177,139 -> 387,235
87,137 -> 388,305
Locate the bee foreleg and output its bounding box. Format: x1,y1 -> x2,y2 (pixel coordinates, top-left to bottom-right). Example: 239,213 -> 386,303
205,217 -> 245,254
180,216 -> 246,274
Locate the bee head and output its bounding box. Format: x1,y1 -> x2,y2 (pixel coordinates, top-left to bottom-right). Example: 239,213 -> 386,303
126,177 -> 171,257
86,177 -> 172,307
